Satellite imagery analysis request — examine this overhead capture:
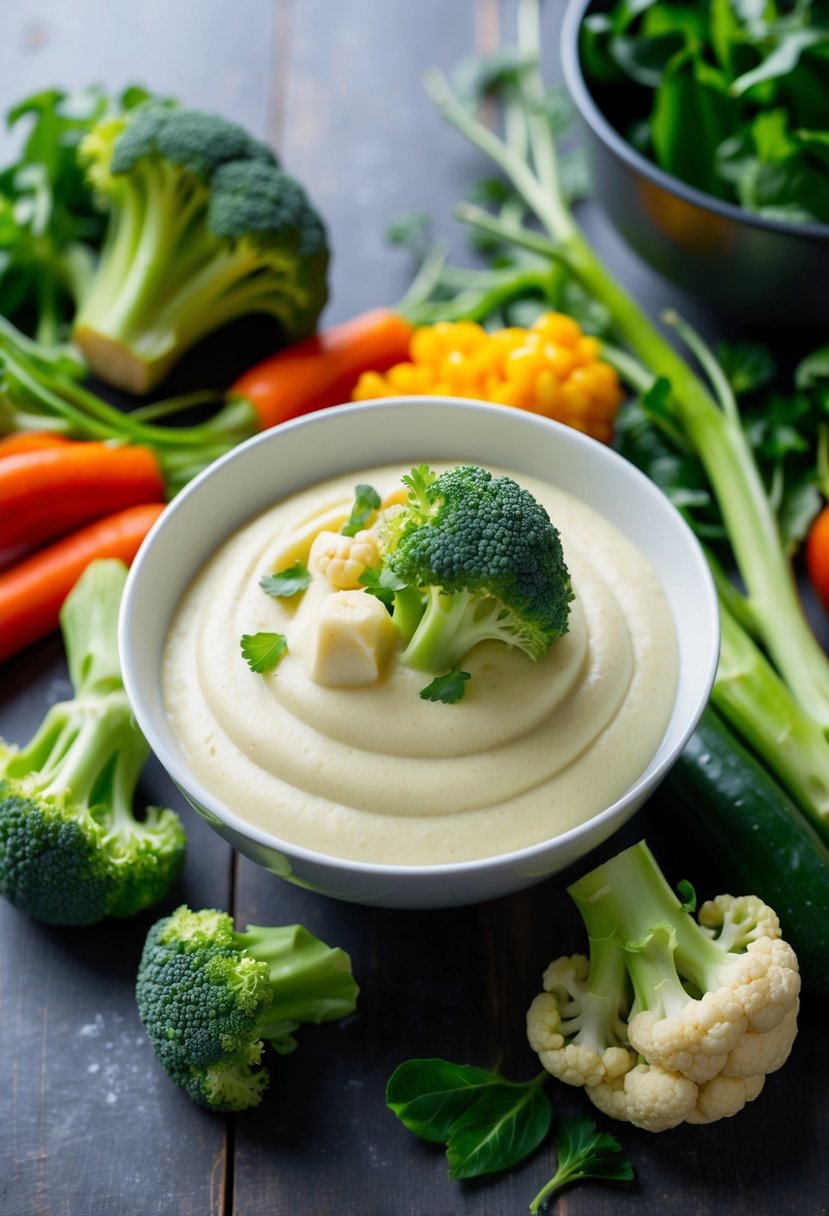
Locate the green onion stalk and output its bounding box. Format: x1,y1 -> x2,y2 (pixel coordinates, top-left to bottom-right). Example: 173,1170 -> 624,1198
423,0 -> 829,729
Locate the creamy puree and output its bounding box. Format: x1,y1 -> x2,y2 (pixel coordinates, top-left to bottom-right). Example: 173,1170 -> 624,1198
162,464 -> 678,864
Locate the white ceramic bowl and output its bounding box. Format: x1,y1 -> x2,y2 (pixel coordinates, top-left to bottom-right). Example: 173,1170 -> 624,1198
119,397 -> 719,908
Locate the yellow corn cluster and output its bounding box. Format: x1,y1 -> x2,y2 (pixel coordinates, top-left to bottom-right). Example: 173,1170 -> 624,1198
351,312 -> 624,442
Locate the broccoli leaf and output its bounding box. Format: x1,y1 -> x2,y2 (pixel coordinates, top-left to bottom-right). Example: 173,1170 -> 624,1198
528,1115 -> 634,1213
259,561 -> 311,597
419,669 -> 471,704
240,632 -> 288,673
341,484 -> 381,536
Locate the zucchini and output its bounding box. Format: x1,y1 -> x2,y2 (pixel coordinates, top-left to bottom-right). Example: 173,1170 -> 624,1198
663,704 -> 829,1002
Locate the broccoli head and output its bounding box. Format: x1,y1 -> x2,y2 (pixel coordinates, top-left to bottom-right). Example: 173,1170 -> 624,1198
0,559 -> 185,925
374,464 -> 574,673
73,102 -> 329,393
136,905 -> 360,1111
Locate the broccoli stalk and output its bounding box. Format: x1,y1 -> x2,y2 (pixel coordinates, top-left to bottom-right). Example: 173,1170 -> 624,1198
423,0 -> 829,728
73,104 -> 329,393
0,560 -> 185,925
136,905 -> 360,1111
373,463 -> 573,674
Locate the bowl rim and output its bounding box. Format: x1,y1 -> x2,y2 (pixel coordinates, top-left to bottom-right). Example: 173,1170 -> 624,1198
560,0 -> 829,244
120,395 -> 720,880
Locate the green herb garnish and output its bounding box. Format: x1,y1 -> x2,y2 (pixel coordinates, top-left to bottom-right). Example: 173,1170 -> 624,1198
419,669 -> 471,704
259,561 -> 311,598
340,483 -> 381,536
240,632 -> 288,674
528,1115 -> 634,1213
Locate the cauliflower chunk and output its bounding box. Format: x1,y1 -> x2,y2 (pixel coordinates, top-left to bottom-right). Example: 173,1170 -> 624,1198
310,529 -> 379,590
310,590 -> 398,687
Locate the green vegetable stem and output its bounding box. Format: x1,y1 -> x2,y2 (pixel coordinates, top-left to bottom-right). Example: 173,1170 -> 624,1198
0,559 -> 186,925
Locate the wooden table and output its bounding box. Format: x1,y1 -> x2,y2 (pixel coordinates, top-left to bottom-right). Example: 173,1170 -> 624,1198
1,3 -> 826,1214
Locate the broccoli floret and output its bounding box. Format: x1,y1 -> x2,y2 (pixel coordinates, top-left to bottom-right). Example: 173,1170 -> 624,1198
527,841 -> 801,1132
374,464 -> 573,673
136,905 -> 359,1111
0,560 -> 185,925
73,103 -> 329,393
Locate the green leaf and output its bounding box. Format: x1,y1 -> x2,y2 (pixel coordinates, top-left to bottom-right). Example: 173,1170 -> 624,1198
359,565 -> 407,606
419,669 -> 471,704
240,632 -> 288,674
528,1115 -> 634,1213
259,561 -> 311,598
796,345 -> 829,391
340,483 -> 381,536
676,878 -> 697,912
731,28 -> 828,97
386,1059 -> 503,1143
445,1078 -> 552,1179
716,340 -> 776,396
609,29 -> 687,88
651,47 -> 737,197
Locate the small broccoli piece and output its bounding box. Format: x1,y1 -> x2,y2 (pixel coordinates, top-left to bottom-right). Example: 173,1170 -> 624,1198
0,560 -> 185,925
374,464 -> 573,673
136,905 -> 360,1111
73,103 -> 329,393
526,841 -> 801,1133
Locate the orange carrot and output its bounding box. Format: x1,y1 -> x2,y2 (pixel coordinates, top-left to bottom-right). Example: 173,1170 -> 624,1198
230,308 -> 415,430
0,432 -> 71,457
0,441 -> 166,550
0,502 -> 165,662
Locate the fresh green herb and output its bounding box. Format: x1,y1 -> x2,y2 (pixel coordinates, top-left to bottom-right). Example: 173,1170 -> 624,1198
359,564 -> 408,606
340,483 -> 382,536
528,1115 -> 634,1213
240,632 -> 288,674
580,0 -> 829,223
419,669 -> 471,704
386,1058 -> 551,1179
259,561 -> 311,598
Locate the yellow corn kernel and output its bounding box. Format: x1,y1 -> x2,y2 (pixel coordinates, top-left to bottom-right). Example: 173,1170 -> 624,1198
410,326 -> 444,366
531,311 -> 582,346
350,312 -> 623,443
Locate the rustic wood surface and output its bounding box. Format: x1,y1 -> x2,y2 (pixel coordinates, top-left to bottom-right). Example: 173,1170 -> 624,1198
1,3 -> 827,1215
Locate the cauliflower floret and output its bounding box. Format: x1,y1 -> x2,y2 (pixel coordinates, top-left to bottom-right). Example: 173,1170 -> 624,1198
685,1072 -> 766,1125
525,841 -> 802,1135
588,1062 -> 698,1133
698,894 -> 780,950
310,529 -> 380,590
719,936 -> 801,1033
628,988 -> 747,1084
526,950 -> 633,1089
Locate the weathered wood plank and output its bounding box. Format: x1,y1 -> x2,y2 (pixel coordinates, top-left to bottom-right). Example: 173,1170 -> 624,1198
0,646 -> 236,1216
0,3 -> 277,1212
